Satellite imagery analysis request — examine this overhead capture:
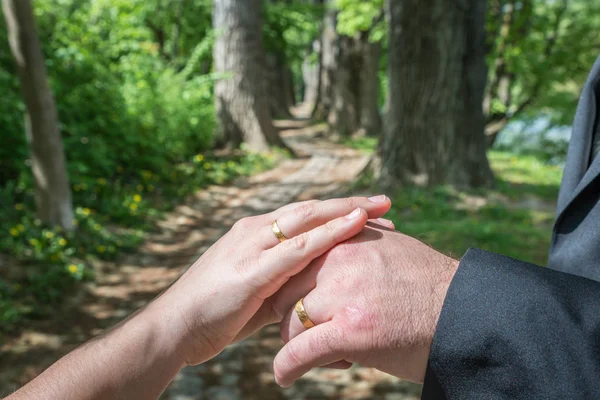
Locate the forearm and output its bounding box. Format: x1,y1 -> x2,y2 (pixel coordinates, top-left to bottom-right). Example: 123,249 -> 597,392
7,302 -> 187,400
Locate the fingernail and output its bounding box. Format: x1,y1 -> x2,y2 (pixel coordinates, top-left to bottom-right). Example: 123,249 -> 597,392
377,218 -> 394,226
368,195 -> 387,203
346,207 -> 362,219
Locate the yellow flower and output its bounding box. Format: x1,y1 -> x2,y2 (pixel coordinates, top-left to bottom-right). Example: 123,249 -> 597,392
58,238 -> 67,246
93,224 -> 101,231
68,264 -> 78,274
129,203 -> 138,211
16,224 -> 25,232
9,228 -> 19,237
82,208 -> 91,216
194,154 -> 204,163
29,238 -> 39,246
44,231 -> 55,239
133,194 -> 142,203
203,163 -> 212,170
14,203 -> 24,211
96,245 -> 106,253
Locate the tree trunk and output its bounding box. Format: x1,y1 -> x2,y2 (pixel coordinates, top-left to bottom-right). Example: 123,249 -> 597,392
380,0 -> 494,188
312,3 -> 336,121
328,35 -> 360,136
357,34 -> 382,136
267,53 -> 292,118
2,0 -> 74,230
283,66 -> 295,109
213,0 -> 286,151
302,44 -> 320,106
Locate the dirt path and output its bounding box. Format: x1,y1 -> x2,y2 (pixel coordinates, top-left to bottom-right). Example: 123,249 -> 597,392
0,119 -> 421,399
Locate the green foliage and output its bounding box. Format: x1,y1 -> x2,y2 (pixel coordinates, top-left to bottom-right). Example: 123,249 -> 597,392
0,0 -> 216,187
335,0 -> 384,41
485,0 -> 600,126
0,0 -> 280,331
263,1 -> 323,62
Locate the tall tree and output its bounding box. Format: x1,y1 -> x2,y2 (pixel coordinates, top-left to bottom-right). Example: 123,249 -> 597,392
321,0 -> 384,136
2,0 -> 74,230
380,0 -> 494,188
213,0 -> 286,151
327,34 -> 360,136
356,31 -> 382,136
312,1 -> 336,120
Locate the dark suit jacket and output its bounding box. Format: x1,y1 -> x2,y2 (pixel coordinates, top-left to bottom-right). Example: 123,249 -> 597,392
422,56 -> 600,399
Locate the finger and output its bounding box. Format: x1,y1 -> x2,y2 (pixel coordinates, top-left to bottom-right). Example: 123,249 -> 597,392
233,297 -> 278,343
261,196 -> 391,248
323,360 -> 353,369
258,207 -> 368,288
274,321 -> 348,387
271,256 -> 324,323
280,288 -> 331,343
369,217 -> 395,230
270,199 -> 320,217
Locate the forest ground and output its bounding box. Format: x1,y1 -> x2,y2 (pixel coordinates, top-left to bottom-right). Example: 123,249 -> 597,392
0,115 -> 559,399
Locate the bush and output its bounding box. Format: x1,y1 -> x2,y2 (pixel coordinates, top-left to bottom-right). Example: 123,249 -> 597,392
0,0 -> 280,331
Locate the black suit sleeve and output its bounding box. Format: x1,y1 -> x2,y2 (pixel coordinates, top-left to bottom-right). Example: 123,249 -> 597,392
422,248 -> 600,399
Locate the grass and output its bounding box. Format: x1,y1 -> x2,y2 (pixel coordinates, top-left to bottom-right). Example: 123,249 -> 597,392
384,151 -> 561,266
344,140 -> 562,266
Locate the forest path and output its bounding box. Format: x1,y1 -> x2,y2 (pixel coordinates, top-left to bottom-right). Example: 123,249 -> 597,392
0,117 -> 420,399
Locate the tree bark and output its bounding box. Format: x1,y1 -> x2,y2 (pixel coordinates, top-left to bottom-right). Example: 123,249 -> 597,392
357,34 -> 382,136
302,42 -> 320,107
213,0 -> 286,151
283,66 -> 295,109
312,3 -> 336,121
2,0 -> 74,230
328,35 -> 360,136
267,53 -> 292,118
380,0 -> 494,188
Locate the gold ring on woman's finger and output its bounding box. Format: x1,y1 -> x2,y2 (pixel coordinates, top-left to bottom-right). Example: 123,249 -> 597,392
271,220 -> 288,243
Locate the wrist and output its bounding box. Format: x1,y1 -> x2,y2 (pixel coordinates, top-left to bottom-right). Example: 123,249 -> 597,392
140,298 -> 190,369
416,255 -> 459,381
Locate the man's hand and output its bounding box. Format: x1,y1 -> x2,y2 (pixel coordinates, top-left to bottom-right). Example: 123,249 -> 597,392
272,224 -> 459,387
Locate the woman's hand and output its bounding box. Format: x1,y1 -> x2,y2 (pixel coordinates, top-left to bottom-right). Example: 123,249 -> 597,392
148,196 -> 392,366
7,196 -> 391,400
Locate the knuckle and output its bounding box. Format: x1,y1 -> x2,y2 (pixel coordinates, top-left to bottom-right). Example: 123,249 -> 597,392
324,219 -> 338,236
294,203 -> 316,221
290,233 -> 308,253
285,341 -> 303,367
344,197 -> 358,210
328,241 -> 357,260
342,305 -> 377,332
233,216 -> 253,232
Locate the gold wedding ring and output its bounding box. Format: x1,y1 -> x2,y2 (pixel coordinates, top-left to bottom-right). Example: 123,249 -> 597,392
295,298 -> 316,329
271,220 -> 288,243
